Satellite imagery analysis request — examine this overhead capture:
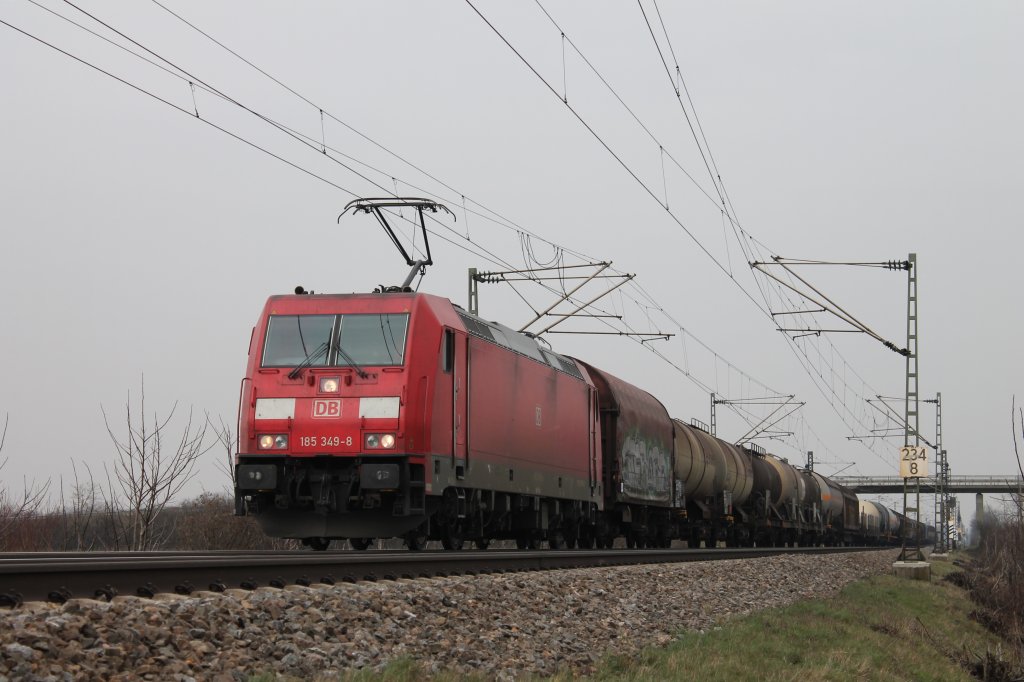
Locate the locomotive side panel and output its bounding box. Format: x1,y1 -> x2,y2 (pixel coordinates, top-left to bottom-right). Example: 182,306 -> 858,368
462,336 -> 597,501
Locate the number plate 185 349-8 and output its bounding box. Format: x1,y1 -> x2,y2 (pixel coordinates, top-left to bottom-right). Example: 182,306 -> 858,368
295,434 -> 357,451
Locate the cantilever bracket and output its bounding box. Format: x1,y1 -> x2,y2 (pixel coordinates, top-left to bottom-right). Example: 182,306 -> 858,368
750,256 -> 910,356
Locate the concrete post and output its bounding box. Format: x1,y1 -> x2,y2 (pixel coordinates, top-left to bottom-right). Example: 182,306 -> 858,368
975,493 -> 984,546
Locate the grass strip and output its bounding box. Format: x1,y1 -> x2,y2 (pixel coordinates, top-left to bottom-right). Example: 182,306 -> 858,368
568,557 -> 1008,681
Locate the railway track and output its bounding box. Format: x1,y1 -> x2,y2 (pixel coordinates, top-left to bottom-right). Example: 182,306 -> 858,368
0,546 -> 878,606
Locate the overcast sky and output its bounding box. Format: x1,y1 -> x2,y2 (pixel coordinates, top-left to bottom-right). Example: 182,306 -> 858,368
2,1 -> 1022,529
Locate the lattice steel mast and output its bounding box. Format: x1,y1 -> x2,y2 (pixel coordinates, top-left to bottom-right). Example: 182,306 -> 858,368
900,253 -> 925,561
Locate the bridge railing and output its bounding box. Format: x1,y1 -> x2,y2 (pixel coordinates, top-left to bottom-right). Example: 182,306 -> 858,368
832,475 -> 1023,492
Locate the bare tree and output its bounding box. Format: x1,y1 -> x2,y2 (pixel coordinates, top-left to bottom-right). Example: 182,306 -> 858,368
1012,397 -> 1024,518
101,379 -> 213,550
0,413 -> 51,551
58,460 -> 102,551
207,413 -> 236,491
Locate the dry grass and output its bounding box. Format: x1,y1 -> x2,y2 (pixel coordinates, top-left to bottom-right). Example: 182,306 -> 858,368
564,557 -> 1019,681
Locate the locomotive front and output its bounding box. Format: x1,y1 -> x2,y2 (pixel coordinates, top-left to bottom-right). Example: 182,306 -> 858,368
234,292 -> 435,547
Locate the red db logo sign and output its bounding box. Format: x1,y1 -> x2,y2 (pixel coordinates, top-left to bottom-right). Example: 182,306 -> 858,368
312,399 -> 341,418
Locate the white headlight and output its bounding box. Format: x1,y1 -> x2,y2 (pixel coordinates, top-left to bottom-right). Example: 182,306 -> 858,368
365,433 -> 396,449
258,435 -> 275,450
319,377 -> 340,393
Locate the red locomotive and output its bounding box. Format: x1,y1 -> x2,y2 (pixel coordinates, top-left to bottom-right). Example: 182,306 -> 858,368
234,287 -> 601,550
233,198 -> 931,550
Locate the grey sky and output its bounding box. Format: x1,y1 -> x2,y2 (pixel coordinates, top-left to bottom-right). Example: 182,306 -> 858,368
2,1 -> 1022,529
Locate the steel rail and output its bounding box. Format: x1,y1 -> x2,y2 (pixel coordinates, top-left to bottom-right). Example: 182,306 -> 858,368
0,546 -> 881,606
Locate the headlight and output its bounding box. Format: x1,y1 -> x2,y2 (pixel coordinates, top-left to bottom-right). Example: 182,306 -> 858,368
319,377 -> 340,393
258,434 -> 288,450
364,433 -> 396,449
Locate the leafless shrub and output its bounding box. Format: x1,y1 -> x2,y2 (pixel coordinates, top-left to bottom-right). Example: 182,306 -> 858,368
169,492 -> 295,550
0,413 -> 52,551
962,398 -> 1024,659
101,379 -> 215,550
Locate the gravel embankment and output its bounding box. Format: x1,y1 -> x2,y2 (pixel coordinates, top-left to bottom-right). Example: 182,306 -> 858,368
0,550 -> 898,681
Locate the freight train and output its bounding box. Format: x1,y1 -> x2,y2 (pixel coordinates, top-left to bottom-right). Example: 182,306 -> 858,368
233,289 -> 931,551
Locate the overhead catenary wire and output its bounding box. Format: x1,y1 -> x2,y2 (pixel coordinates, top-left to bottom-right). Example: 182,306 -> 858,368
11,1 -> 860,462
135,0 -> 800,414
540,1 -> 899,457
14,1 -> 784,422
145,0 -> 608,271
0,13 -> 521,277
143,1 -> 793,413
489,1 -> 902,468
146,0 -> 897,462
232,3 -> 897,462
464,0 -> 767,312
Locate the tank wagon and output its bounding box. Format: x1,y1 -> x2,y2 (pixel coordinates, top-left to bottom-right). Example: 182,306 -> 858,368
234,289 -> 930,550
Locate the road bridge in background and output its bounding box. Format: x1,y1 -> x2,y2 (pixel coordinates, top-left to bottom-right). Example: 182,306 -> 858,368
833,475 -> 1023,494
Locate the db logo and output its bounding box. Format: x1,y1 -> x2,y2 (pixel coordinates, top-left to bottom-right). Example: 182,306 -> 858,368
311,399 -> 341,418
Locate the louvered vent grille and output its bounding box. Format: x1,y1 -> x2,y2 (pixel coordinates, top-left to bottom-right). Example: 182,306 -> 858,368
457,313 -> 495,342
557,357 -> 584,380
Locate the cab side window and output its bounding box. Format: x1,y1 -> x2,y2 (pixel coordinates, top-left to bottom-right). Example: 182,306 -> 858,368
441,329 -> 455,373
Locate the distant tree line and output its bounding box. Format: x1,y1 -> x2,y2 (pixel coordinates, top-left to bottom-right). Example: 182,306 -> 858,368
0,381 -> 293,552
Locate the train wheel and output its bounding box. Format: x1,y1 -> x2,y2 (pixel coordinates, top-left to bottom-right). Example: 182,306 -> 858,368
548,531 -> 566,550
564,526 -> 579,549
404,527 -> 429,551
516,534 -> 537,550
307,537 -> 331,551
474,538 -> 491,550
577,528 -> 596,549
349,538 -> 373,550
441,527 -> 464,550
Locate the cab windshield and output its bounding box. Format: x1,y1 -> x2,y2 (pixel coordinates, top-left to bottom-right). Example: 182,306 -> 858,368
262,313 -> 409,368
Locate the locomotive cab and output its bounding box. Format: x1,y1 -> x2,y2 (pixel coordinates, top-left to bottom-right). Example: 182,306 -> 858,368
234,291 -> 459,543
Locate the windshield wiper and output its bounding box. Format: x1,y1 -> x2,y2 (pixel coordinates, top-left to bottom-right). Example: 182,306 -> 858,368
287,341 -> 329,380
333,340 -> 369,379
